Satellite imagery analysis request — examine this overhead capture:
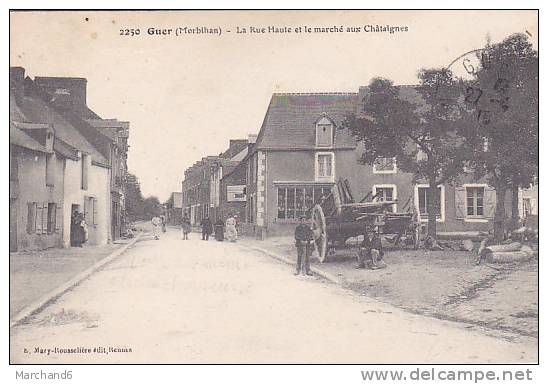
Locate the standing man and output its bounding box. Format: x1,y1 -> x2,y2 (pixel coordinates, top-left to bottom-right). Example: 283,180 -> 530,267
181,214 -> 191,240
369,231 -> 386,269
294,216 -> 314,276
201,215 -> 213,241
214,217 -> 225,241
160,214 -> 167,233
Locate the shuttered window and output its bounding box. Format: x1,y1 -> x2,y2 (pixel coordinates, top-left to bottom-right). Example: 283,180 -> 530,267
47,203 -> 56,233
55,204 -> 62,232
27,202 -> 36,234
456,185 -> 495,220
41,203 -> 48,234
84,197 -> 91,223
84,196 -> 98,225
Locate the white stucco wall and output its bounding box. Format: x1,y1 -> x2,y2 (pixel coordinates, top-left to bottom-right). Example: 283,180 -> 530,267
62,153 -> 110,247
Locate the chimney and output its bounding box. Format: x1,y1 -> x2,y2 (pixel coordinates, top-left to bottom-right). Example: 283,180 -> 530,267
10,67 -> 25,89
33,76 -> 88,111
10,67 -> 25,103
247,134 -> 257,152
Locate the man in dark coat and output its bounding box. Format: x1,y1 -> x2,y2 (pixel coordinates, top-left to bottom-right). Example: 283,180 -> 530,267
214,217 -> 225,241
70,211 -> 84,247
294,216 -> 314,276
357,230 -> 386,270
201,216 -> 213,240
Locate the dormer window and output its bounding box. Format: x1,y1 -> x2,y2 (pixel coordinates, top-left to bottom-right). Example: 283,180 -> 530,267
315,116 -> 334,147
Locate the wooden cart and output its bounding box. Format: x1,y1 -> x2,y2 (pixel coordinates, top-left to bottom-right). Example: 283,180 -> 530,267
311,179 -> 421,262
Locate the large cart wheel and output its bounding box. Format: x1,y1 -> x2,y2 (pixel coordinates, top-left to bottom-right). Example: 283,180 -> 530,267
312,204 -> 328,263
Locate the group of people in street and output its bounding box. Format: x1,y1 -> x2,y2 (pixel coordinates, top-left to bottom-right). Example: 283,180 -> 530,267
155,210 -> 386,275
151,215 -> 167,240
293,215 -> 387,277
180,214 -> 239,242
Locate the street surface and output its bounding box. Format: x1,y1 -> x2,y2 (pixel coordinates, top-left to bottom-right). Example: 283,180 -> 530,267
10,228 -> 537,363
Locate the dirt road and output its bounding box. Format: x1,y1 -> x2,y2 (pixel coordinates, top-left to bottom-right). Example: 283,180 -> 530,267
10,228 -> 537,363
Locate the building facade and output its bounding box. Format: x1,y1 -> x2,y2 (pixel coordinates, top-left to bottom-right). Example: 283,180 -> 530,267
33,75 -> 130,242
165,192 -> 183,225
9,67 -> 126,251
241,91 -> 515,238
181,157 -> 217,225
181,140 -> 248,225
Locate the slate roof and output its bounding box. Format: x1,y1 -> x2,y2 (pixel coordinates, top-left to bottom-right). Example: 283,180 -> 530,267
254,93 -> 359,150
13,89 -> 109,166
9,125 -> 50,153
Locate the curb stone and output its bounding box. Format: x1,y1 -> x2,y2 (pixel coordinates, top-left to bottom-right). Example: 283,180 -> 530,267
10,234 -> 142,329
240,243 -> 343,284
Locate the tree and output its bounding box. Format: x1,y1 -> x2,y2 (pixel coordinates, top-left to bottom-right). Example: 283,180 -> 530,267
461,33 -> 538,241
143,196 -> 163,220
345,71 -> 466,238
125,172 -> 145,221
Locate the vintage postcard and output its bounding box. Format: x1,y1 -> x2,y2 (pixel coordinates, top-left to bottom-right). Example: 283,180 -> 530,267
9,10 -> 538,366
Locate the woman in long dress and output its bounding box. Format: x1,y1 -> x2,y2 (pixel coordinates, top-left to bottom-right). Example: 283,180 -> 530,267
225,216 -> 238,242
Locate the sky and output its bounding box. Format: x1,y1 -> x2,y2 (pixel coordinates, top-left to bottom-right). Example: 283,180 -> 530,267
10,10 -> 538,201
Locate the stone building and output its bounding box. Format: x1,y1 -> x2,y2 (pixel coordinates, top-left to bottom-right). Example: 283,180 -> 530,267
240,90 -> 514,238
10,68 -> 111,250
9,67 -> 131,251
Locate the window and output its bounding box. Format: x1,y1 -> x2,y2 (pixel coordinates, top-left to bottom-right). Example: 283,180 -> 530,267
248,194 -> 254,223
455,185 -> 494,221
81,153 -> 88,190
415,185 -> 445,222
315,152 -> 335,181
373,157 -> 397,174
315,116 -> 334,147
416,145 -> 427,162
46,154 -> 55,186
47,203 -> 56,233
203,204 -> 209,218
27,202 -> 49,234
277,185 -> 331,220
84,196 -> 98,225
26,202 -> 37,234
373,185 -> 397,212
523,198 -> 532,217
466,187 -> 485,217
482,137 -> 490,152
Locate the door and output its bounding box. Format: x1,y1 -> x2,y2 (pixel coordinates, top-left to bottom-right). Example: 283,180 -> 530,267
111,201 -> 120,241
9,198 -> 17,252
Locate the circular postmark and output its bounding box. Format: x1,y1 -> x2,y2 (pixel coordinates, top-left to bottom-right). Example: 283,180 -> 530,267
438,47 -> 513,127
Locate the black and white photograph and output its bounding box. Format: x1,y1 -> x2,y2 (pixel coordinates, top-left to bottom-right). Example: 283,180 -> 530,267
8,9 -> 539,368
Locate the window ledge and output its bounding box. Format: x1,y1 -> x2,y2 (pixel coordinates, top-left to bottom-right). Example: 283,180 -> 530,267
372,170 -> 397,174
463,218 -> 489,223
419,218 -> 445,223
